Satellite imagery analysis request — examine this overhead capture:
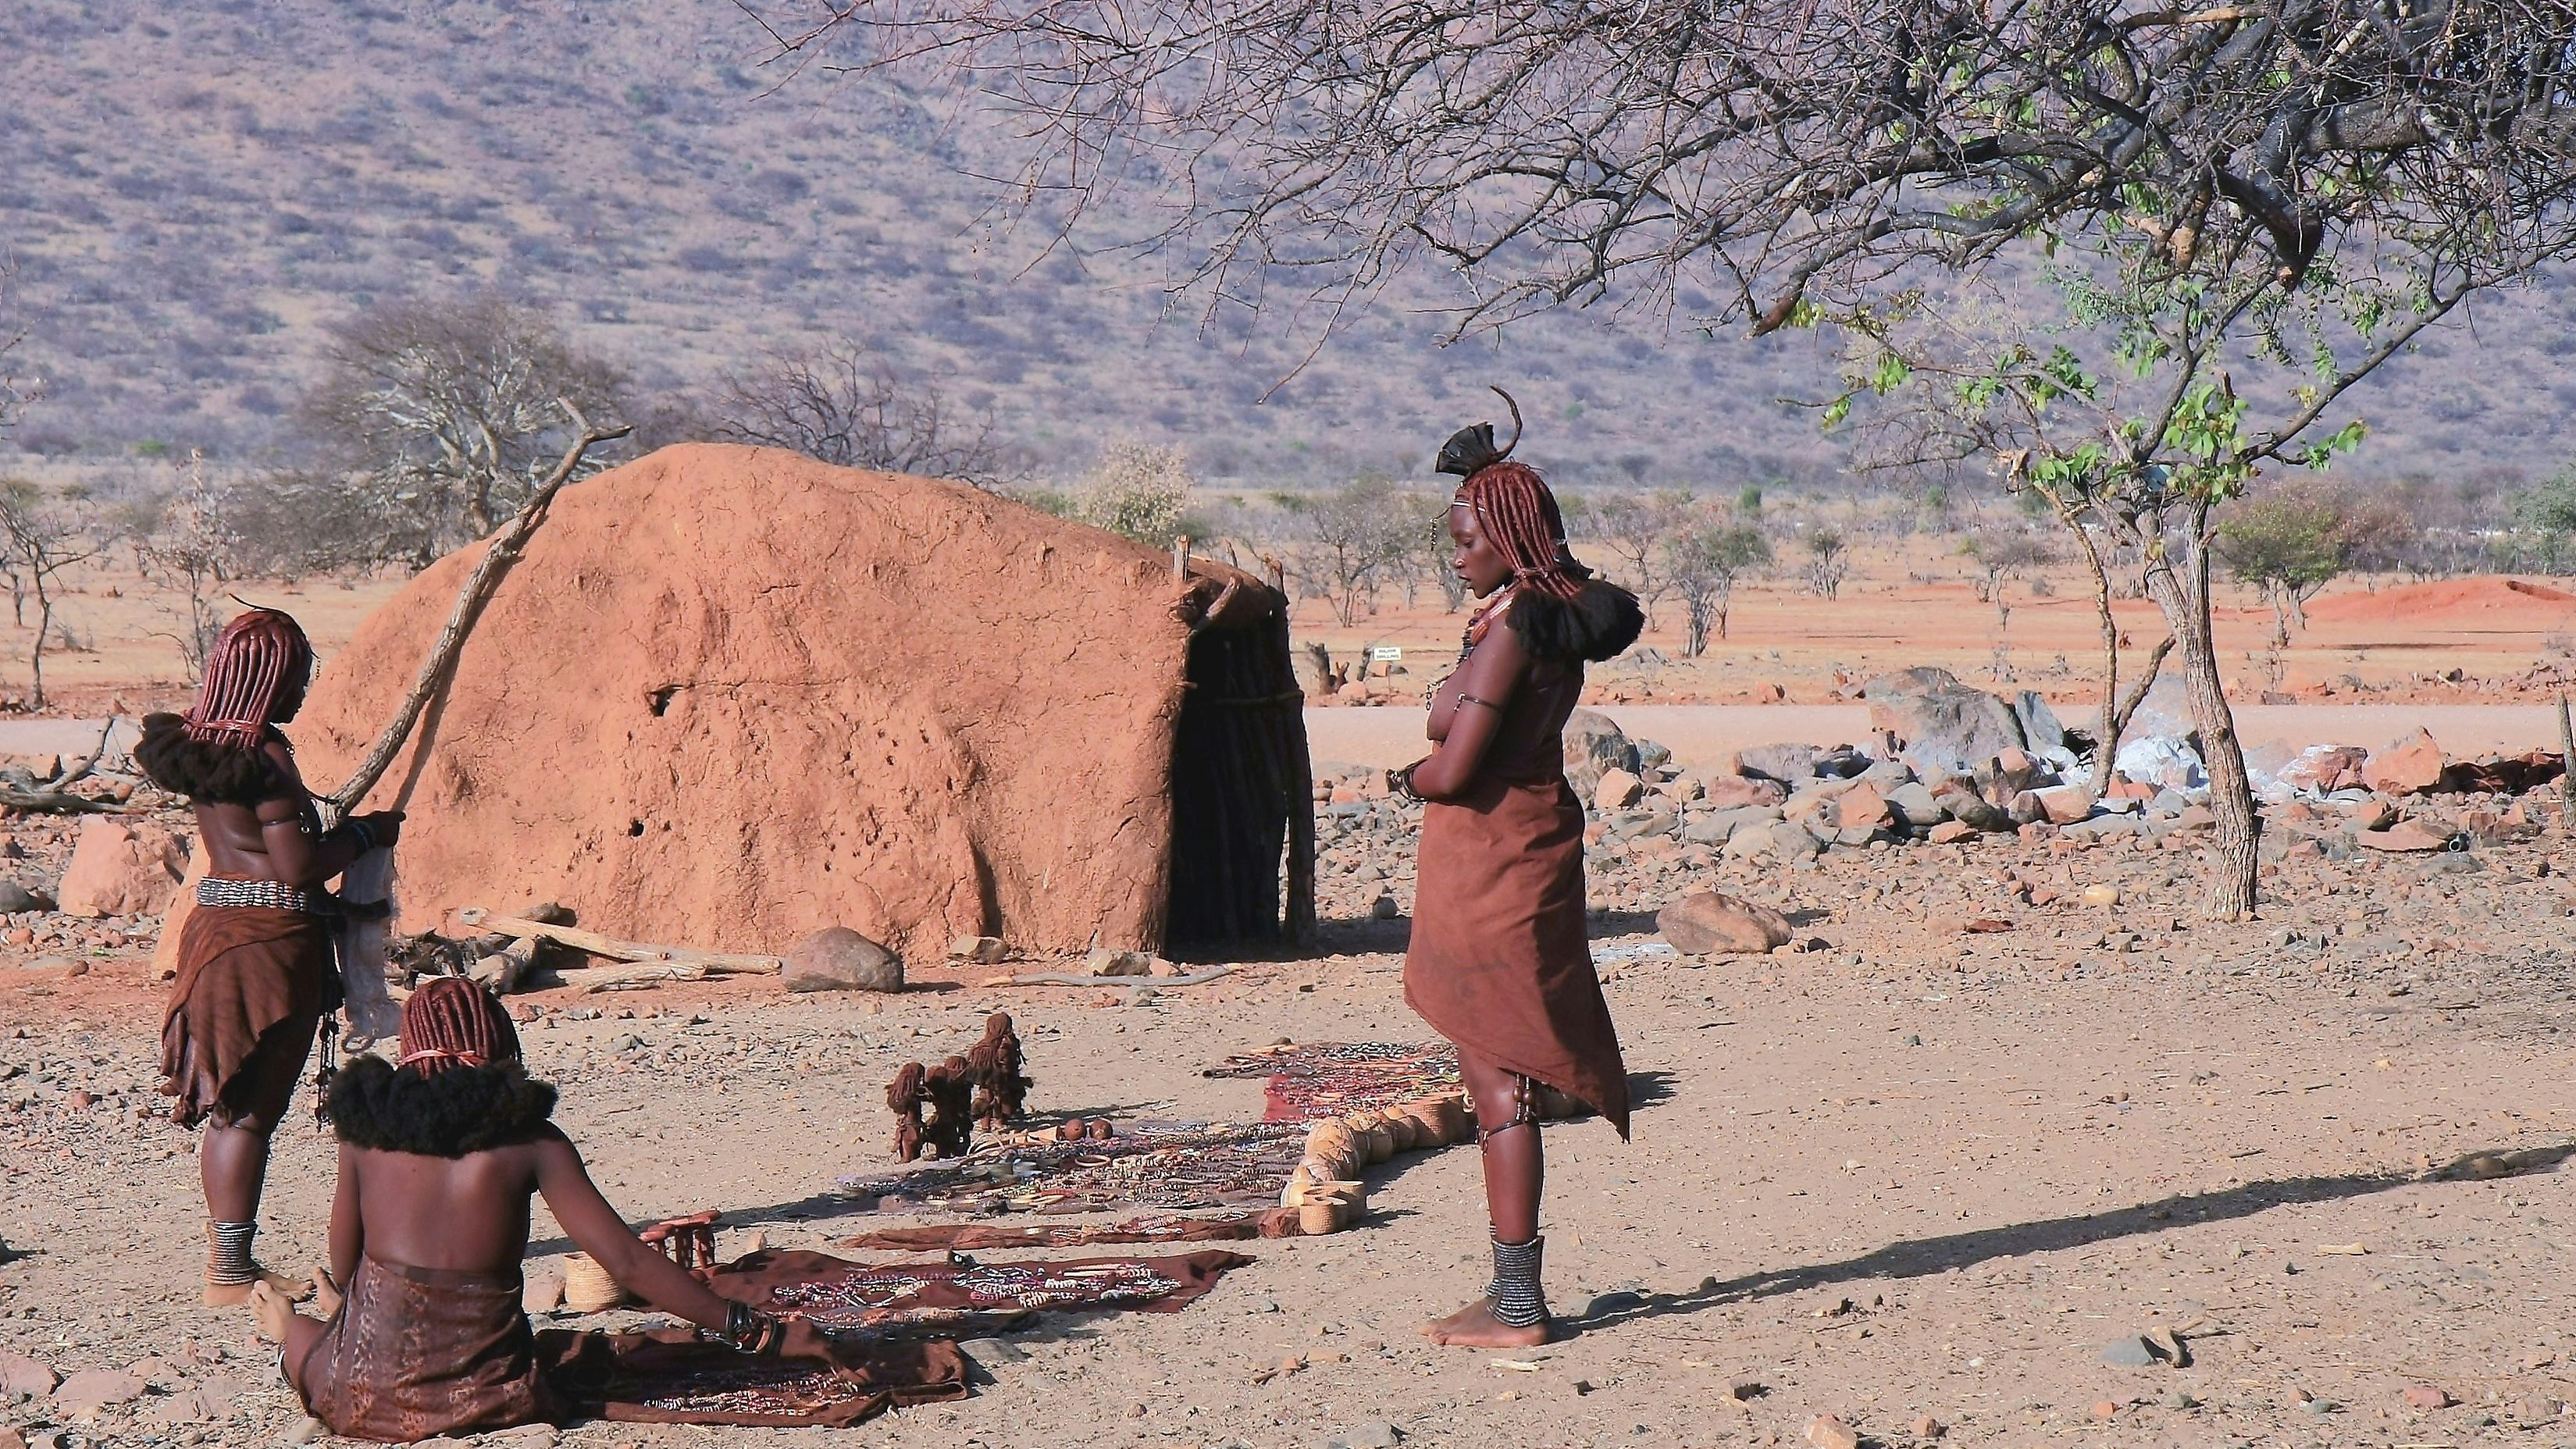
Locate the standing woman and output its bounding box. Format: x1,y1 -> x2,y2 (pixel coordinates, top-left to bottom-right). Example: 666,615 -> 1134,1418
136,609 -> 405,1306
1395,401 -> 1643,1348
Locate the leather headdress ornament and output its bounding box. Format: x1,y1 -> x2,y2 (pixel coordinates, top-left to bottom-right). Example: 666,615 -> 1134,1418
1434,386 -> 1525,477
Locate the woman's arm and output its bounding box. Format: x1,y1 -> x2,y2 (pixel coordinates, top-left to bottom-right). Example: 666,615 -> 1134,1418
329,1143 -> 364,1290
1403,623 -> 1534,802
253,742 -> 401,887
532,1132 -> 740,1332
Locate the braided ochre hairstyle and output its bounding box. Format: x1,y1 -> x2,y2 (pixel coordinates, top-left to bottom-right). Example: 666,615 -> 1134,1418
397,977 -> 521,1075
182,609 -> 313,747
1452,461 -> 1590,602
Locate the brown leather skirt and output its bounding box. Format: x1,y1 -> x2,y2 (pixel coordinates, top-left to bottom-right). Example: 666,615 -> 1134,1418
158,903 -> 334,1130
294,1255 -> 557,1441
1404,775 -> 1630,1137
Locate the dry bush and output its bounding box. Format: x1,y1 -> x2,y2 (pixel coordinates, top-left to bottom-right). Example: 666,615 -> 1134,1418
709,341 -> 1021,486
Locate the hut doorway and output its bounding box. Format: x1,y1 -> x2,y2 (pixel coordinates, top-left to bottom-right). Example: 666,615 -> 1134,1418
1165,567 -> 1316,952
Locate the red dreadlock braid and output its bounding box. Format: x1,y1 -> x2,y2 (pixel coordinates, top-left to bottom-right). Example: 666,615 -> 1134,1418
181,609 -> 313,748
1453,461 -> 1587,601
397,977 -> 521,1075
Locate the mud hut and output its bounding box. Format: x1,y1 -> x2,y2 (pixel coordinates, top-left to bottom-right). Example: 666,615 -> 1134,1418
294,443 -> 1313,958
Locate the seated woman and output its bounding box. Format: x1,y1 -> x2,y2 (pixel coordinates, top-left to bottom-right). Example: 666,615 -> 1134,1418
250,978 -> 824,1442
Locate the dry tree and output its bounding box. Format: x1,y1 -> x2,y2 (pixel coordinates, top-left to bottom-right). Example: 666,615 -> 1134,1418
711,340 -> 1022,486
742,0 -> 2576,917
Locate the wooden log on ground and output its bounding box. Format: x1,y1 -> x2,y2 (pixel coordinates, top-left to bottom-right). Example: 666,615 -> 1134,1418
454,907 -> 783,975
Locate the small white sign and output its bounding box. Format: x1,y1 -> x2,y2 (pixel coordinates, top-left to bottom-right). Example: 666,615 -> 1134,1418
1368,646 -> 1403,663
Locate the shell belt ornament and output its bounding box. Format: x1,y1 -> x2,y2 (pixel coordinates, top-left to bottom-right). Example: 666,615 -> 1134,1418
196,878 -> 337,915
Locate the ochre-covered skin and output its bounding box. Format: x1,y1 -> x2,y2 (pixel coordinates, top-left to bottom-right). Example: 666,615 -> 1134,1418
294,443 -> 1234,956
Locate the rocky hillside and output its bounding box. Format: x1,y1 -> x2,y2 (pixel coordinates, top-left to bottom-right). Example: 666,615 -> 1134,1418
4,0 -> 2574,490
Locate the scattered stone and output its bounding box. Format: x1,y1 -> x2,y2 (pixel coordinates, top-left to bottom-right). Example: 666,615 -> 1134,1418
2090,1399 -> 2119,1420
1911,1415 -> 1944,1437
1802,1413 -> 1861,1449
1331,1422 -> 1402,1449
55,816 -> 188,918
1562,710 -> 1641,800
2161,1390 -> 2198,1411
946,935 -> 1007,965
1657,891 -> 1794,956
1883,781 -> 1944,828
1701,774 -> 1789,810
1594,768 -> 1646,811
52,1368 -> 145,1418
137,1377 -> 245,1426
279,1416 -> 325,1444
1370,894 -> 1399,920
1727,1380 -> 1766,1401
2353,821 -> 2453,853
1084,948 -> 1156,978
782,927 -> 904,992
960,1336 -> 1028,1363
2367,727 -> 2446,796
1734,742 -> 1819,785
2275,744 -> 2368,795
0,882 -> 41,913
1926,820 -> 1975,845
1832,782 -> 1892,832
0,1349 -> 59,1397
2101,1334 -> 2157,1368
522,1267 -> 565,1315
1867,668 -> 2027,774
2081,884 -> 2122,907
2403,1385 -> 2453,1410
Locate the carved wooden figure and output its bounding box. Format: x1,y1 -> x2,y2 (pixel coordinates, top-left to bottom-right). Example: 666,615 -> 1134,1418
887,1061 -> 928,1162
966,1012 -> 1032,1131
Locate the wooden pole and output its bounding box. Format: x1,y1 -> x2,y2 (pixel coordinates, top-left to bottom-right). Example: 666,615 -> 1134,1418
2557,692 -> 2574,830
324,404 -> 629,819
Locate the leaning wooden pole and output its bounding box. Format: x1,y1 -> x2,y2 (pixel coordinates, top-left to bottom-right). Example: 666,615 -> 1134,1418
325,404 -> 629,817
2558,692 -> 2574,831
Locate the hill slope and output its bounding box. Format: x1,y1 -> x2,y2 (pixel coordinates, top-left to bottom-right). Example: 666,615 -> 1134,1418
4,0 -> 2573,491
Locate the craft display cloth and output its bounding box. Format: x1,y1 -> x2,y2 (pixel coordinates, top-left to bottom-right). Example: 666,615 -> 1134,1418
537,1327 -> 966,1428
839,1120 -> 1305,1216
710,1248 -> 1252,1333
843,1209 -> 1303,1252
1203,1041 -> 1462,1123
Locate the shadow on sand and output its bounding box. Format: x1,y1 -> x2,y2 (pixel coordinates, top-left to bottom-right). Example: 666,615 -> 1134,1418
1559,1144 -> 2574,1337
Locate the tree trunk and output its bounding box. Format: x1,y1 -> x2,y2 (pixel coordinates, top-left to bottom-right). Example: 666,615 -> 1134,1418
2141,510 -> 2258,919
28,590 -> 48,710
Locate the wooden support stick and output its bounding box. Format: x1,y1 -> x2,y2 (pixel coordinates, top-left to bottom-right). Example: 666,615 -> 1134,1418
2558,692 -> 2574,830
551,964 -> 711,994
326,404 -> 630,819
454,907 -> 784,975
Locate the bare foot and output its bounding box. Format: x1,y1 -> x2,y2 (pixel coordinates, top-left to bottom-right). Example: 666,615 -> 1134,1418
1423,1299 -> 1550,1349
246,1281 -> 302,1343
312,1266 -> 343,1319
1420,1295 -> 1498,1340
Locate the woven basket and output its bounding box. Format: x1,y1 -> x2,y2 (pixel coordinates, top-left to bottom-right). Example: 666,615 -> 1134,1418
562,1252 -> 629,1313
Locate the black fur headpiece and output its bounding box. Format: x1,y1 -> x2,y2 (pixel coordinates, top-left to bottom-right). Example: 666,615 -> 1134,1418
327,1056 -> 558,1158
1435,386 -> 1526,476
133,712 -> 293,804
1505,580 -> 1644,663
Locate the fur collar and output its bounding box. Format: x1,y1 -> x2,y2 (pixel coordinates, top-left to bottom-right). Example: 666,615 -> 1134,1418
328,1056 -> 558,1158
1506,580 -> 1644,663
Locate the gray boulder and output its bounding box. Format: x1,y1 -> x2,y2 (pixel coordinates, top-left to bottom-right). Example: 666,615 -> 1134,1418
1562,710 -> 1641,802
783,927 -> 904,993
1866,668 -> 2028,776
1733,742 -> 1819,785
1883,781 -> 1947,828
